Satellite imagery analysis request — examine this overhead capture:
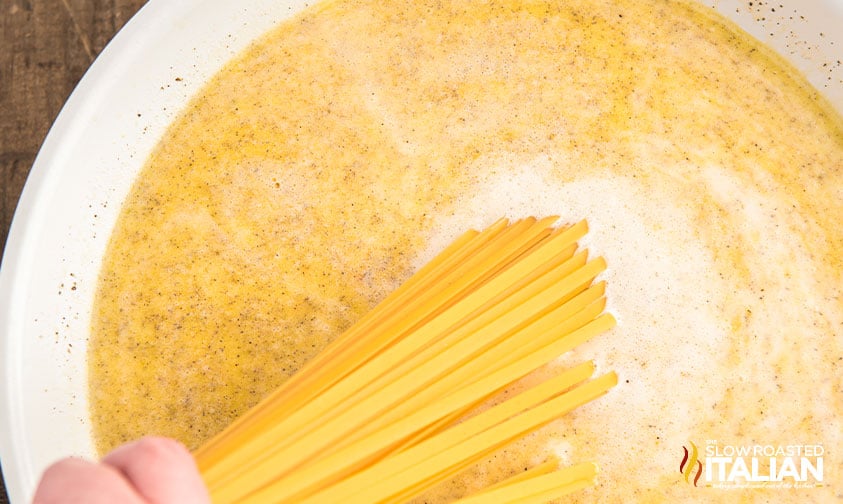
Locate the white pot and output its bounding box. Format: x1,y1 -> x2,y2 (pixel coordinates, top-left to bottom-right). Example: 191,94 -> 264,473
0,1 -> 840,502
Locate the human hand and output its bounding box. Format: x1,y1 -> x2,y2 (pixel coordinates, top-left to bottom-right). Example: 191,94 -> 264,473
32,436 -> 210,504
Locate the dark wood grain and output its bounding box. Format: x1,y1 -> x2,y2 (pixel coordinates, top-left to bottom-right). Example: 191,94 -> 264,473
0,1 -> 148,501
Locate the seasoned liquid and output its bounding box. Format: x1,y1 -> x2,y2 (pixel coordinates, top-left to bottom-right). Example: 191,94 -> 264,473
89,0 -> 843,502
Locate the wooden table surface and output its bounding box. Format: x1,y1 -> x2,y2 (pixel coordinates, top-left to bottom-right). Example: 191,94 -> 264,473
1,1 -> 148,501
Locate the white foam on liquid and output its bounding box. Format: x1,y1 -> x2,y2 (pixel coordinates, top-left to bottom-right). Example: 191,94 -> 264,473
415,152 -> 734,487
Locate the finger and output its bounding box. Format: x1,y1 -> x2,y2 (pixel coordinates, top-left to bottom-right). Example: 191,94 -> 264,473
33,457 -> 147,504
102,436 -> 210,504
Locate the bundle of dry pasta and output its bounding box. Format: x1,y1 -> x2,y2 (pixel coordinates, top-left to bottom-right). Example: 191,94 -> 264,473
194,216 -> 617,503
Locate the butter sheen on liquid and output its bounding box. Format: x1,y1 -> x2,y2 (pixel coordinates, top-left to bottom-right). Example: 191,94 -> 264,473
89,0 -> 843,502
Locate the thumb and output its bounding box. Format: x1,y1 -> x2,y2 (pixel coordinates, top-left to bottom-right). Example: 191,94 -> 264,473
102,437 -> 210,504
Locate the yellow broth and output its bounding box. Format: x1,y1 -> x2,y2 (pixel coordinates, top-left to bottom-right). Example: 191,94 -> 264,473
89,0 -> 843,501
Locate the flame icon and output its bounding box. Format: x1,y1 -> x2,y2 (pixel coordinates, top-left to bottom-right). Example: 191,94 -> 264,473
680,441 -> 703,487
